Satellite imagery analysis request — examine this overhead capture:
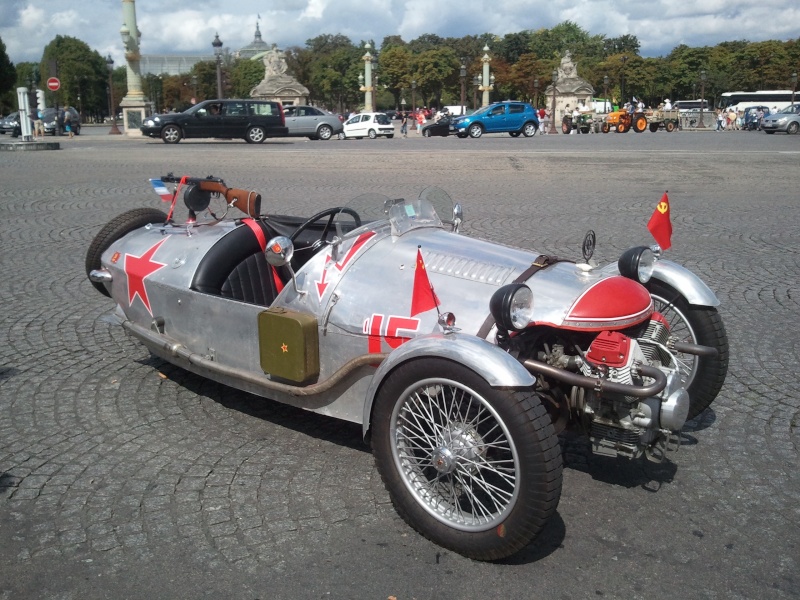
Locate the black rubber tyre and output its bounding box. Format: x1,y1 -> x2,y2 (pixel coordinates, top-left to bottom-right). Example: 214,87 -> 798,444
372,358 -> 563,561
456,132 -> 468,138
246,126 -> 266,144
649,123 -> 660,132
633,115 -> 648,133
468,124 -> 483,138
665,120 -> 676,132
368,129 -> 377,139
85,208 -> 169,297
787,122 -> 799,135
561,121 -> 570,134
601,122 -> 610,133
509,131 -> 520,137
317,124 -> 333,140
617,122 -> 628,133
646,280 -> 729,420
423,129 -> 431,137
765,130 -> 775,134
522,122 -> 537,137
161,125 -> 182,144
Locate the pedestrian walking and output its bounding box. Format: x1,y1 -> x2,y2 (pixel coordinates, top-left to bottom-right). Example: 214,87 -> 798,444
400,112 -> 408,137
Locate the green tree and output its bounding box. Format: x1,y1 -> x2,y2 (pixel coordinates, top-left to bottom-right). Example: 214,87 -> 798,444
229,58 -> 264,98
40,35 -> 108,117
0,36 -> 18,113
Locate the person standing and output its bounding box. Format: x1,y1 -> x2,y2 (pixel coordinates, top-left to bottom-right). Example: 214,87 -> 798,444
400,112 -> 408,138
34,109 -> 44,139
416,110 -> 425,133
64,109 -> 73,138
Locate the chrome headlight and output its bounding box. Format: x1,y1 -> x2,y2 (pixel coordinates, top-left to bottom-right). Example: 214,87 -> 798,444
618,246 -> 656,283
144,119 -> 155,127
490,283 -> 534,331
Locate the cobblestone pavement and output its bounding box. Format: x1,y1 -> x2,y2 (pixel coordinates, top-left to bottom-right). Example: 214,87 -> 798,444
1,132 -> 798,599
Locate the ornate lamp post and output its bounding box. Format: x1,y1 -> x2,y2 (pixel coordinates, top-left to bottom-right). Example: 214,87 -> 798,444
459,58 -> 467,116
533,77 -> 539,107
549,69 -> 558,134
106,54 -> 121,135
620,55 -> 628,104
698,70 -> 707,128
212,33 -> 223,99
411,79 -> 417,130
360,43 -> 374,113
603,75 -> 609,111
791,72 -> 797,106
480,45 -> 493,107
472,75 -> 480,109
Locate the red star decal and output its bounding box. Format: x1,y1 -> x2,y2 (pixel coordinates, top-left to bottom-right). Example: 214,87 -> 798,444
124,238 -> 169,315
281,343 -> 288,353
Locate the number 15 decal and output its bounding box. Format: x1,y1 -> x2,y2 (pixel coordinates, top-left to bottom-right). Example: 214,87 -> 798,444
365,314 -> 420,353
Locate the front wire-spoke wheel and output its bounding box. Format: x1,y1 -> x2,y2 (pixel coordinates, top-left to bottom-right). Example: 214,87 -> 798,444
372,358 -> 562,561
646,280 -> 729,420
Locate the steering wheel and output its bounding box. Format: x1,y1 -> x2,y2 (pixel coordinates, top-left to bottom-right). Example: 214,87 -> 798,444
290,207 -> 362,248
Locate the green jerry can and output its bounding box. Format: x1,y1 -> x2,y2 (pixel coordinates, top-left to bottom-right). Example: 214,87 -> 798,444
257,307 -> 320,384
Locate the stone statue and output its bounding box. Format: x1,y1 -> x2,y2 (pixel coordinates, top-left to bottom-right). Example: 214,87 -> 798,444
558,51 -> 577,79
262,44 -> 288,78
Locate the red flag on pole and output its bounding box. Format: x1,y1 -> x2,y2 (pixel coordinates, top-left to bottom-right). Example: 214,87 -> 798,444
647,191 -> 672,250
410,248 -> 440,316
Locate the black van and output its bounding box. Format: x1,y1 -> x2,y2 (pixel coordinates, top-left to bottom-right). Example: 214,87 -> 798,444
141,99 -> 288,144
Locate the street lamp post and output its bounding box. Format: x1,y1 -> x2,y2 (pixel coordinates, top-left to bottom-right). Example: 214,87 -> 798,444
473,75 -> 480,110
603,75 -> 609,111
620,55 -> 628,105
480,45 -> 492,107
411,79 -> 417,130
460,58 -> 467,116
212,33 -> 223,99
192,75 -> 198,102
792,72 -> 797,106
360,44 -> 373,113
533,78 -> 539,107
106,54 -> 121,135
549,69 -> 558,134
698,70 -> 707,128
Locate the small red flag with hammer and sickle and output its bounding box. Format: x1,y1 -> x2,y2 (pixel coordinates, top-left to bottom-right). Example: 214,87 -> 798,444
647,191 -> 672,250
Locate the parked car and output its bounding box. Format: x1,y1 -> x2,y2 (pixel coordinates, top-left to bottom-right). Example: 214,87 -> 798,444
282,105 -> 343,140
760,103 -> 800,134
342,112 -> 395,139
86,174 -> 728,561
0,112 -> 20,135
421,115 -> 453,137
42,107 -> 81,136
451,101 -> 539,138
141,99 -> 288,144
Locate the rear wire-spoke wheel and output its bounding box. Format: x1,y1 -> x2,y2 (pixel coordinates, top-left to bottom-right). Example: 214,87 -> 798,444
646,280 -> 729,420
372,358 -> 562,561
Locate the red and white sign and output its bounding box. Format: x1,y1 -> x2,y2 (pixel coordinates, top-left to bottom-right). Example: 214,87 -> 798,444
46,77 -> 60,91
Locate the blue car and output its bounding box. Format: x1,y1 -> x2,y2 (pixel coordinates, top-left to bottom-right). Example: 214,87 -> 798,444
451,101 -> 539,138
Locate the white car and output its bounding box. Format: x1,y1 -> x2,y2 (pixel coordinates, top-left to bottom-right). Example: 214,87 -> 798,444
342,112 -> 395,139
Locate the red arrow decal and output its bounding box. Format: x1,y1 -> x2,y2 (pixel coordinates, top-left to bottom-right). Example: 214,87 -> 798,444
335,231 -> 376,271
316,254 -> 333,299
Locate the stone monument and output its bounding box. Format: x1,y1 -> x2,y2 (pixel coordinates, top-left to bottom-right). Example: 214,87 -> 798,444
119,0 -> 147,136
250,44 -> 309,106
545,51 -> 595,121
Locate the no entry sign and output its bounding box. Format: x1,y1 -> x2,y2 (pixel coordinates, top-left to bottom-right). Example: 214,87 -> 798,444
46,77 -> 60,91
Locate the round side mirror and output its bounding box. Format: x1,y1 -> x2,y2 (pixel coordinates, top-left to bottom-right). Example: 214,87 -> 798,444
265,236 -> 294,267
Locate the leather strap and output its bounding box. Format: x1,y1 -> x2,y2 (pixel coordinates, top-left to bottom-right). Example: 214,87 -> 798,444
475,255 -> 561,339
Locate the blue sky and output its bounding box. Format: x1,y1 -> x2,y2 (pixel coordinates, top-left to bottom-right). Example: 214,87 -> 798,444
2,0 -> 799,66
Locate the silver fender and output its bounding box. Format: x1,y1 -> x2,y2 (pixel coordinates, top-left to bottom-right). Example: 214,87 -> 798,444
605,258 -> 720,307
362,332 -> 535,437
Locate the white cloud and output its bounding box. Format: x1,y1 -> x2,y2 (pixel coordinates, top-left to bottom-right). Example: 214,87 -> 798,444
0,0 -> 797,65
